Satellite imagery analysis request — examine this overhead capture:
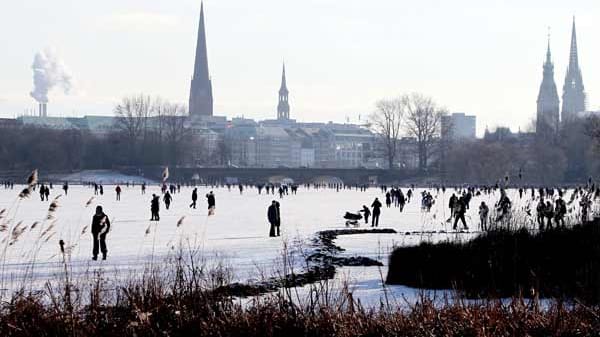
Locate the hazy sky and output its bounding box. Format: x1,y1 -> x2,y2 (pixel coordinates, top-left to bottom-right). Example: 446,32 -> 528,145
0,0 -> 598,135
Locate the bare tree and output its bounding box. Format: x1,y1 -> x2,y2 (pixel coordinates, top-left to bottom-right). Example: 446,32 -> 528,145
369,98 -> 404,169
402,93 -> 444,171
162,103 -> 192,166
114,94 -> 151,164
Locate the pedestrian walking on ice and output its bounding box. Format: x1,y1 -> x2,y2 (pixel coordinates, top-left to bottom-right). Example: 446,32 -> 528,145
206,191 -> 216,215
371,198 -> 382,227
190,188 -> 198,209
163,191 -> 173,210
268,200 -> 280,237
150,194 -> 160,221
91,205 -> 110,261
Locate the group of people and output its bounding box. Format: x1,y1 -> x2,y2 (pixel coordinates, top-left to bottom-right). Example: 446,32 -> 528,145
536,197 -> 567,229
357,197 -> 383,227
38,184 -> 51,201
35,182 -> 66,201
449,188 -> 510,231
82,180 -> 600,262
421,191 -> 434,212
445,185 -> 600,232
384,188 -> 409,212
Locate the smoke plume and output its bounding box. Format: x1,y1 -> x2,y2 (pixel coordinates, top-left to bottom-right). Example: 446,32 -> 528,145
30,48 -> 74,103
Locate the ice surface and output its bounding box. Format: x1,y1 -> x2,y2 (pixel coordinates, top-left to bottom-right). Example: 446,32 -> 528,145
0,184 -> 595,305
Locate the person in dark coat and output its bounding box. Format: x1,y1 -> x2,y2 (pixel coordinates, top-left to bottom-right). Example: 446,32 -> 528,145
275,201 -> 281,236
189,188 -> 198,209
536,199 -> 546,230
206,191 -> 216,209
554,197 -> 567,227
163,191 -> 173,210
449,193 -> 458,218
479,201 -> 489,231
360,205 -> 371,224
63,182 -> 69,196
91,205 -> 110,260
398,191 -> 406,212
39,184 -> 45,201
580,196 -> 591,223
268,200 -> 280,237
453,197 -> 469,231
206,191 -> 216,215
115,185 -> 122,201
150,194 -> 160,221
371,198 -> 382,227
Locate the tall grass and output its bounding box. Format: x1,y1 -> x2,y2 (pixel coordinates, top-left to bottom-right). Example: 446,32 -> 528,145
1,257 -> 600,336
387,220 -> 600,303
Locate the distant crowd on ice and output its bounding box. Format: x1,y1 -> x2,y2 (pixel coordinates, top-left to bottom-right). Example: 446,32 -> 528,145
4,176 -> 600,261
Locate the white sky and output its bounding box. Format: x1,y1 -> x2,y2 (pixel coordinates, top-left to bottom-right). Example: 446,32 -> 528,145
0,0 -> 598,135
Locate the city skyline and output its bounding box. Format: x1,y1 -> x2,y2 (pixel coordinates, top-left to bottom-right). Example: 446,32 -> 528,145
0,0 -> 599,136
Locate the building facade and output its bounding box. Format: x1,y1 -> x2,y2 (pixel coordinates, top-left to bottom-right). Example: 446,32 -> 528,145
441,113 -> 476,140
223,121 -> 378,169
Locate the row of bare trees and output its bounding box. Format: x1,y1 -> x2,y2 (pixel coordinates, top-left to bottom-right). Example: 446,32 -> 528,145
0,94 -> 210,172
369,93 -> 445,170
443,116 -> 600,185
113,95 -> 196,166
369,91 -> 600,184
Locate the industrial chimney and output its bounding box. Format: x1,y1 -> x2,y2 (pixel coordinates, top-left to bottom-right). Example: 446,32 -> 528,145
38,102 -> 48,117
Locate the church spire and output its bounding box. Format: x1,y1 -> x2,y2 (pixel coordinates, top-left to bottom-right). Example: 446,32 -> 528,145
568,16 -> 579,70
546,32 -> 552,65
537,33 -> 560,137
189,1 -> 213,117
561,16 -> 586,120
280,63 -> 288,94
277,62 -> 290,121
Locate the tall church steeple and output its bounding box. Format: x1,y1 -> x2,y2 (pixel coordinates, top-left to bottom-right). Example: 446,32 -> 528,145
277,63 -> 290,120
561,17 -> 586,121
189,2 -> 213,117
536,34 -> 560,136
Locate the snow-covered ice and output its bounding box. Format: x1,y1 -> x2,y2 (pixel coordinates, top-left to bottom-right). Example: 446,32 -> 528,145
0,184 -> 594,304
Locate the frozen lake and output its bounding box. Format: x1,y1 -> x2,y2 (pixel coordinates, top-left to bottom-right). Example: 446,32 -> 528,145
0,184 -> 594,304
